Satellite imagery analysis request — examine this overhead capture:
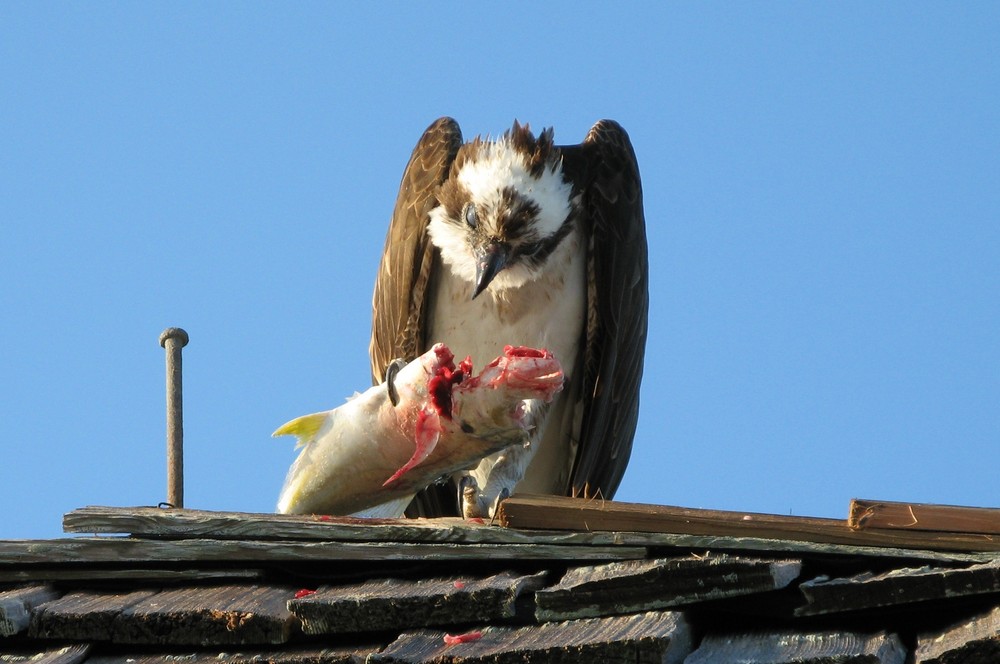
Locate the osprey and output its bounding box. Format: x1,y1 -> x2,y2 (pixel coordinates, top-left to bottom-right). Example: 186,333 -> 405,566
370,117 -> 648,518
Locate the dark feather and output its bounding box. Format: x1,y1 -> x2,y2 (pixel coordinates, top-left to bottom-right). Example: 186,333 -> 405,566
370,117 -> 461,383
564,120 -> 648,497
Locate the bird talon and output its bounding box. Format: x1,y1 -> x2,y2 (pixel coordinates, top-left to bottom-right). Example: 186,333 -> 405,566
488,488 -> 511,525
385,358 -> 407,406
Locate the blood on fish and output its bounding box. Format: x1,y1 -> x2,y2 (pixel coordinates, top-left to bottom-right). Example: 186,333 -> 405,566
433,343 -> 455,364
453,580 -> 466,589
428,355 -> 473,419
427,368 -> 460,419
443,630 -> 483,646
294,589 -> 316,599
383,352 -> 473,486
503,345 -> 552,359
383,343 -> 561,488
383,406 -> 443,486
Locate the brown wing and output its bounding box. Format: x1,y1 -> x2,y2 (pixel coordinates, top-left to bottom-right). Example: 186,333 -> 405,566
370,117 -> 462,383
562,120 -> 649,499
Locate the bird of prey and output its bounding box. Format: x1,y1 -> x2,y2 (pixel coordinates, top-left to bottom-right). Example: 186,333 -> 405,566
370,117 -> 648,518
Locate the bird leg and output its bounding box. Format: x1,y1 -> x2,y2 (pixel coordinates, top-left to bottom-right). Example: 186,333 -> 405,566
461,442 -> 535,518
384,358 -> 408,406
460,475 -> 509,521
459,475 -> 480,520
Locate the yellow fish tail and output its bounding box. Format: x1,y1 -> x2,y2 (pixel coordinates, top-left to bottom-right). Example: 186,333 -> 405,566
272,412 -> 328,448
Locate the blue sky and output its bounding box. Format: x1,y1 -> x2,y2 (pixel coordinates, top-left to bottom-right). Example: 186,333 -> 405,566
2,4 -> 997,539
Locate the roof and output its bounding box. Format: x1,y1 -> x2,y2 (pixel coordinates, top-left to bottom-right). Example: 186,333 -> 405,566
2,496 -> 999,663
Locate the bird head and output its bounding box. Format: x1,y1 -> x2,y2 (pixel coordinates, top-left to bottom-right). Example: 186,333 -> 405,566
428,121 -> 578,298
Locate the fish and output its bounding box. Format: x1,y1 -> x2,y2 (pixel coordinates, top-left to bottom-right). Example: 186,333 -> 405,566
274,343 -> 564,516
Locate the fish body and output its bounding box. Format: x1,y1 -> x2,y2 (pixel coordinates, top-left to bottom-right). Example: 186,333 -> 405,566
275,343 -> 563,516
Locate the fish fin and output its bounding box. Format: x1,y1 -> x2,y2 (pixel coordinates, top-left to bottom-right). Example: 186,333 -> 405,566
272,412 -> 328,448
382,406 -> 442,487
350,495 -> 414,519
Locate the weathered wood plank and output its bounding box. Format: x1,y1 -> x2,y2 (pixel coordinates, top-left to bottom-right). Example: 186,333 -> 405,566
55,506 -> 1000,563
534,555 -> 801,621
85,644 -> 380,664
686,630 -> 907,663
370,610 -> 692,663
498,494 -> 1000,552
851,499 -> 1000,535
0,538 -> 645,564
115,584 -> 297,645
63,505 -> 635,546
916,604 -> 1000,663
29,589 -> 158,640
0,644 -> 91,664
797,559 -> 1000,616
0,585 -> 60,637
0,568 -> 263,583
290,571 -> 546,635
28,584 -> 297,645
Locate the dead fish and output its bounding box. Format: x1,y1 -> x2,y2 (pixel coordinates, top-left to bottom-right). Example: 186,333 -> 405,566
274,343 -> 563,516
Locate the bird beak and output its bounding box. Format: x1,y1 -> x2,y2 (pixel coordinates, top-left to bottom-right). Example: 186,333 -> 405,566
473,242 -> 509,299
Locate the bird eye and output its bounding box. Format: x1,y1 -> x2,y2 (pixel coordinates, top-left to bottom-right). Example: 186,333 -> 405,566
464,204 -> 478,228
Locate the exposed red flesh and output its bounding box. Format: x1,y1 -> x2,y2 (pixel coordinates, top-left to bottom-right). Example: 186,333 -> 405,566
443,630 -> 483,646
463,345 -> 562,397
433,344 -> 455,364
294,589 -> 316,599
427,356 -> 472,420
503,345 -> 550,358
383,344 -> 561,486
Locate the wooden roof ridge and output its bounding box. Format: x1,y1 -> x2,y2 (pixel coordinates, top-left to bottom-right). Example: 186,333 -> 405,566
62,504 -> 635,545
497,494 -> 1000,554
60,497 -> 1000,562
850,498 -> 1000,535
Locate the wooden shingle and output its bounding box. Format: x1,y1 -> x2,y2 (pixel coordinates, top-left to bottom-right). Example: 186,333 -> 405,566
28,585 -> 296,646
85,645 -> 379,664
797,559 -> 1000,616
370,610 -> 692,663
534,554 -> 801,620
0,644 -> 91,664
686,630 -> 907,663
0,586 -> 59,637
29,589 -> 157,641
915,604 -> 1000,663
290,571 -> 546,635
114,584 -> 297,646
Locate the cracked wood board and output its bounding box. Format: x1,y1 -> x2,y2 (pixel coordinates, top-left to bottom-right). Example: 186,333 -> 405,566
535,554 -> 801,620
290,571 -> 546,634
370,610 -> 692,664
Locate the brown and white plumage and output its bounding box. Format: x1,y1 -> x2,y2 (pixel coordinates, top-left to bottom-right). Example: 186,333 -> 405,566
370,117 -> 648,517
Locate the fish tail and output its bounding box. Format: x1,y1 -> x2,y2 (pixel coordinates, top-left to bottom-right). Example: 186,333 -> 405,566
272,412 -> 329,448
